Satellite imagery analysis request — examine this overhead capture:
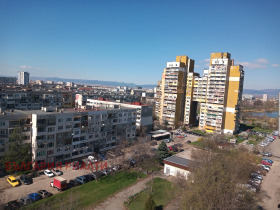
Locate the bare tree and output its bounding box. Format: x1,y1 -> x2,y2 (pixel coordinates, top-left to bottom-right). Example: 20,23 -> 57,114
178,144 -> 258,210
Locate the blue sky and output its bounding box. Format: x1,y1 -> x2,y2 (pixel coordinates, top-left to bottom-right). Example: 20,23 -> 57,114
0,0 -> 279,89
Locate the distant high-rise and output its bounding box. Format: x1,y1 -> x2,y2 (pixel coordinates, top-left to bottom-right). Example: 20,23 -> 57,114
18,71 -> 30,85
156,52 -> 244,134
262,94 -> 268,102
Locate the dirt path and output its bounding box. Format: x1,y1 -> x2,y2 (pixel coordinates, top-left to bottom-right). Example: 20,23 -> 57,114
93,174 -> 163,210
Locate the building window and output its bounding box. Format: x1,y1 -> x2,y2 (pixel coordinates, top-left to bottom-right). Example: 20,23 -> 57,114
48,127 -> 55,132
47,150 -> 54,155
0,122 -> 5,126
57,148 -> 62,152
58,126 -> 63,130
47,142 -> 54,148
58,118 -> 63,123
36,151 -> 46,157
65,147 -> 70,151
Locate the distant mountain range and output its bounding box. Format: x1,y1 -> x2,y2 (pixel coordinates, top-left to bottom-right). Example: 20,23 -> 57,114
243,89 -> 280,98
31,77 -> 156,89
31,76 -> 279,97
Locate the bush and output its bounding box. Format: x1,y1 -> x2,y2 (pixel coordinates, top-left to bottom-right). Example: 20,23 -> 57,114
144,195 -> 156,210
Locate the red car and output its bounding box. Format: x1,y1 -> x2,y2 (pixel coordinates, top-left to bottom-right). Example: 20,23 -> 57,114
261,160 -> 272,166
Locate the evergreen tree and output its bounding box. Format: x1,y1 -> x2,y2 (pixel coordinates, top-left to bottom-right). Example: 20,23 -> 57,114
144,194 -> 156,210
156,141 -> 170,164
2,127 -> 31,173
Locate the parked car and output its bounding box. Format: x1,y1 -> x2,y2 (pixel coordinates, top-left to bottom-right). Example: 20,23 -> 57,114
37,190 -> 53,198
75,176 -> 88,185
261,152 -> 272,157
84,174 -> 95,181
68,179 -> 81,188
262,158 -> 273,164
252,178 -> 262,185
88,155 -> 98,162
19,197 -> 33,206
50,177 -> 67,191
27,193 -> 41,202
92,171 -> 104,180
19,175 -> 33,185
5,200 -> 22,209
44,169 -> 55,177
128,158 -> 136,165
261,160 -> 272,166
250,173 -> 263,180
261,164 -> 270,171
7,176 -> 20,187
112,164 -> 123,171
52,168 -> 63,176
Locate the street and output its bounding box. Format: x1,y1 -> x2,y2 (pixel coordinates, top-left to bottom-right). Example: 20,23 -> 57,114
260,136 -> 280,210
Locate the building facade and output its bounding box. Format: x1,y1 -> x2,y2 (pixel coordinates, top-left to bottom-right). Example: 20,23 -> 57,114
156,52 -> 244,134
156,56 -> 194,128
0,77 -> 17,84
0,108 -> 137,164
0,91 -> 74,111
18,72 -> 30,85
85,99 -> 153,132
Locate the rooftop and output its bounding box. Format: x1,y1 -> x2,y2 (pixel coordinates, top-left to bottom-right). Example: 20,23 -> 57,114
163,155 -> 192,168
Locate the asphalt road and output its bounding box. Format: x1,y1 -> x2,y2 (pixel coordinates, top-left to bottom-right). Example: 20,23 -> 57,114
260,136 -> 280,210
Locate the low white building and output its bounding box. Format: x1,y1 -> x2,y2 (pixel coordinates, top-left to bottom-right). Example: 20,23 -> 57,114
163,155 -> 192,179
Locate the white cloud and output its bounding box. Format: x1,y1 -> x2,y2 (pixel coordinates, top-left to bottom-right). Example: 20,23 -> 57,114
272,64 -> 280,67
239,62 -> 266,69
204,58 -> 210,62
239,58 -> 269,69
19,65 -> 47,72
20,65 -> 33,69
256,58 -> 269,64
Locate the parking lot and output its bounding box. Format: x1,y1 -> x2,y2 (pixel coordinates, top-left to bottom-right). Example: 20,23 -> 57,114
260,136 -> 280,209
0,132 -> 199,206
0,163 -> 99,204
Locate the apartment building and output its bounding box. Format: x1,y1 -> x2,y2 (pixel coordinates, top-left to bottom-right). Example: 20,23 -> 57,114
0,77 -> 17,84
156,56 -> 194,128
156,52 -> 244,134
0,91 -> 74,111
86,99 -> 153,132
18,71 -> 30,85
0,107 -> 136,164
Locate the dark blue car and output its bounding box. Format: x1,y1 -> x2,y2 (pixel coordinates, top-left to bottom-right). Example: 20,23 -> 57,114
28,193 -> 41,202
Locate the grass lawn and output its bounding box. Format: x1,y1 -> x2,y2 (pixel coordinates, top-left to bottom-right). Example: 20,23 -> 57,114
236,136 -> 246,144
127,177 -> 177,210
190,139 -> 204,148
239,123 -> 273,134
25,170 -> 145,210
248,140 -> 259,145
191,129 -> 205,136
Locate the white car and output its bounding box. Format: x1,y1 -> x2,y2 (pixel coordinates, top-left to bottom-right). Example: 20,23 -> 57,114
52,168 -> 62,176
88,156 -> 98,163
261,165 -> 270,171
44,169 -> 55,177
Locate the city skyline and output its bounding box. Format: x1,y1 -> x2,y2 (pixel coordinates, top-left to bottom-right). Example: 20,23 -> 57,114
0,0 -> 280,89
